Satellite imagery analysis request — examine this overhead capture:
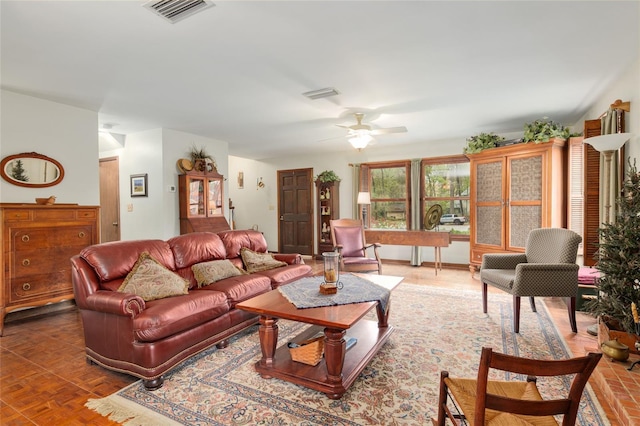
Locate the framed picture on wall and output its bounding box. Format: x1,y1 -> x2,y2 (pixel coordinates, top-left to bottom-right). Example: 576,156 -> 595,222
130,174 -> 148,197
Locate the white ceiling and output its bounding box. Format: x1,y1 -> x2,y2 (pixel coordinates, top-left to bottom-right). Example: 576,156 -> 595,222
1,1 -> 638,160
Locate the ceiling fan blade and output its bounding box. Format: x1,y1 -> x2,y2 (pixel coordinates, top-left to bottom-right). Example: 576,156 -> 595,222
370,126 -> 408,135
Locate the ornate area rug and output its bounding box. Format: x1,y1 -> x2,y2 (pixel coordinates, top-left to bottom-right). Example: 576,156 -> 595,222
86,283 -> 609,425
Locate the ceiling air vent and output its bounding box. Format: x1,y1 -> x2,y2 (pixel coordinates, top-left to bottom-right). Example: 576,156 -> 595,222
302,87 -> 340,100
143,0 -> 215,24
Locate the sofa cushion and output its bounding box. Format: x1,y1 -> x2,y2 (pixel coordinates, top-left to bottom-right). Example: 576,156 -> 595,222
198,274 -> 271,307
192,259 -> 246,288
118,252 -> 189,301
133,290 -> 230,342
81,239 -> 174,283
168,232 -> 227,269
240,248 -> 287,273
253,264 -> 313,288
218,230 -> 268,259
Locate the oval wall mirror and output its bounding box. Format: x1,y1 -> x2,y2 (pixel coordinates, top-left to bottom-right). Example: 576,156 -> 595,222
0,152 -> 65,188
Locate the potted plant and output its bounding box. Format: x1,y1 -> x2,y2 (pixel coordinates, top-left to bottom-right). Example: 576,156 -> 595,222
315,170 -> 340,183
585,161 -> 640,352
463,132 -> 505,154
189,145 -> 217,172
522,119 -> 570,142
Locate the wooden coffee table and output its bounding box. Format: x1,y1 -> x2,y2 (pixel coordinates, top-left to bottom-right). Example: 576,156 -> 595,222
236,273 -> 403,399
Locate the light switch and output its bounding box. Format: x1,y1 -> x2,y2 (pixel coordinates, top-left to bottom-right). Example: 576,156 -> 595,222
127,203 -> 133,212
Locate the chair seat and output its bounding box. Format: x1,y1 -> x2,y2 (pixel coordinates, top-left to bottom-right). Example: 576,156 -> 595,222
480,268 -> 515,292
444,378 -> 558,426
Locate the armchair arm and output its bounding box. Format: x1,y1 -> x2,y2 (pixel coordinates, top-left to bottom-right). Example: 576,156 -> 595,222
481,253 -> 527,270
364,243 -> 382,260
512,263 -> 580,297
84,291 -> 146,318
272,253 -> 304,265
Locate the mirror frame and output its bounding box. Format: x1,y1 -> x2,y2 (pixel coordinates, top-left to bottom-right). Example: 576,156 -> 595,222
0,152 -> 65,188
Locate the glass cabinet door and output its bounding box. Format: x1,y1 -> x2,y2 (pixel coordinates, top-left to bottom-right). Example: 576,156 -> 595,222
207,178 -> 223,217
188,178 -> 206,216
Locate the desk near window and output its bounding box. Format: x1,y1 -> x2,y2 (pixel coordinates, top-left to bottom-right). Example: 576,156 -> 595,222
364,230 -> 451,275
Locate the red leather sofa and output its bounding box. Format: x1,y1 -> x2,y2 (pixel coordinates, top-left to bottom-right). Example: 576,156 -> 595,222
71,230 -> 311,390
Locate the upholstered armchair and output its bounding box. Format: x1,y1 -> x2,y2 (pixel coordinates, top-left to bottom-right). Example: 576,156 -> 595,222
330,219 -> 382,274
480,228 -> 582,333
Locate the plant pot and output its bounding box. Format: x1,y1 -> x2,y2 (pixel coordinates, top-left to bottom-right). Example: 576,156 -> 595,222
598,316 -> 640,355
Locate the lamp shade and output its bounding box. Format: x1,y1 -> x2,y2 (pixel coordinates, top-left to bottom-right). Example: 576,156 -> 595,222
584,133 -> 632,152
349,133 -> 373,150
357,192 -> 371,205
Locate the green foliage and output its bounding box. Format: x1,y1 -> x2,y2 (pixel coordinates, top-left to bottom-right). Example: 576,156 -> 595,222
10,159 -> 28,182
584,161 -> 640,334
522,119 -> 570,142
463,132 -> 505,154
315,170 -> 340,183
189,144 -> 214,162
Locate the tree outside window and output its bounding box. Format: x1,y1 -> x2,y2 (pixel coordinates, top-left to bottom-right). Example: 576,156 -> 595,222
369,164 -> 409,230
423,158 -> 470,238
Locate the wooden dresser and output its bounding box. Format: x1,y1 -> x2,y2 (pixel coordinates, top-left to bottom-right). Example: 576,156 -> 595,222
0,204 -> 100,335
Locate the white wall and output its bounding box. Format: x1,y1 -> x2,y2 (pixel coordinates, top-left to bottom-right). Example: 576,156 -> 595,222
100,128 -> 230,240
0,90 -> 99,205
574,57 -> 639,160
228,137 -> 480,264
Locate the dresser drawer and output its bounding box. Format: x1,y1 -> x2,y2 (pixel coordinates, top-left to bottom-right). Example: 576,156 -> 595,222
76,209 -> 97,219
33,209 -> 77,221
11,225 -> 94,249
3,209 -> 32,221
12,246 -> 82,279
10,270 -> 73,304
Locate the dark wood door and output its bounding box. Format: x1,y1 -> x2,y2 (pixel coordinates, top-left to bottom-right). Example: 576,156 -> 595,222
278,168 -> 313,255
99,157 -> 120,243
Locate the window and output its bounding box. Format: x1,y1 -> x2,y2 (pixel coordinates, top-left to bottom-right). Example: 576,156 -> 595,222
422,156 -> 470,239
366,162 -> 410,230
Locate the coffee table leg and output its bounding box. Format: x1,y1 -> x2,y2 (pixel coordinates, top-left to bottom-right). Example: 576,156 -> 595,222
376,300 -> 391,328
324,327 -> 346,399
258,315 -> 278,375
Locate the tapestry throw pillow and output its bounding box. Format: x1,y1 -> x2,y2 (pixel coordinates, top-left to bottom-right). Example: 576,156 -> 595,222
192,259 -> 246,288
240,247 -> 287,273
118,252 -> 189,301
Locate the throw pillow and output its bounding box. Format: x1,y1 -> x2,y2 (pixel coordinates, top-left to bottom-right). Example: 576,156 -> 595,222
192,259 -> 246,288
118,252 -> 189,301
240,247 -> 287,273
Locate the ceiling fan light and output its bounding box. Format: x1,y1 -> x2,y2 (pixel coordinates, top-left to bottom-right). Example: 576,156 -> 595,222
349,134 -> 372,150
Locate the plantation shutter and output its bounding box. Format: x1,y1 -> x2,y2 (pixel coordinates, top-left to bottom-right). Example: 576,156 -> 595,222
583,119 -> 601,266
568,137 -> 584,254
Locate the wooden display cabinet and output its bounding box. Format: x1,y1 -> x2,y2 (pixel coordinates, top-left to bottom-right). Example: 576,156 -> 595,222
467,138 -> 567,272
178,169 -> 230,234
315,180 -> 339,257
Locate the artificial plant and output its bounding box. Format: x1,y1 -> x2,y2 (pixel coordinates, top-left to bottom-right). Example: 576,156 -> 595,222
584,161 -> 640,334
315,170 -> 340,183
463,132 -> 505,154
522,119 -> 570,142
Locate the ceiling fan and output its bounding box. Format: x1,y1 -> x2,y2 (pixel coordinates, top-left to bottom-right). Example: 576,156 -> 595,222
337,112 -> 407,150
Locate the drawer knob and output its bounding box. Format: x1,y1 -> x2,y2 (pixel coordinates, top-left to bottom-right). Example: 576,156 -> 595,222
21,235 -> 30,243
22,259 -> 30,266
78,231 -> 86,238
22,283 -> 31,291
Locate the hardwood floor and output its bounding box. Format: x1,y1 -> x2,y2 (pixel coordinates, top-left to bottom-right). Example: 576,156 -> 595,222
0,260 -> 620,425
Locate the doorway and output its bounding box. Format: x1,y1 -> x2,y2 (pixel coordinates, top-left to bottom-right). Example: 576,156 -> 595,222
278,168 -> 313,255
99,157 -> 120,243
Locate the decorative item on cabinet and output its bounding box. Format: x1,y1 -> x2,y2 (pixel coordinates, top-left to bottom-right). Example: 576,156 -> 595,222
466,138 -> 567,273
0,203 -> 100,336
178,168 -> 231,234
315,178 -> 339,258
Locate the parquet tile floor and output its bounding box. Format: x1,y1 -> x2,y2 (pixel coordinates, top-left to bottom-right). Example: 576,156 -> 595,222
0,260 -> 634,425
